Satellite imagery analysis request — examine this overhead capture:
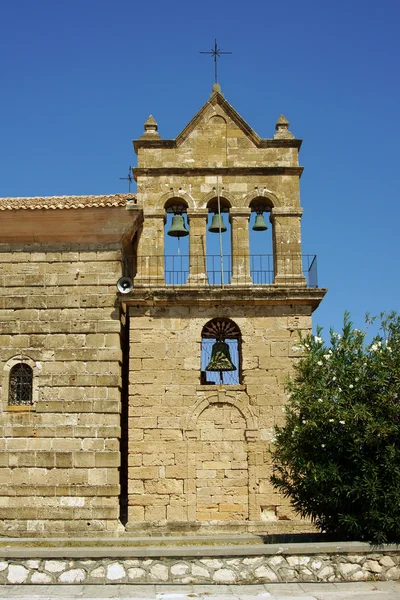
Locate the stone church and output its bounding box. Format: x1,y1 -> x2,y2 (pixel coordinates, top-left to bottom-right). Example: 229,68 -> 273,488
0,85 -> 325,537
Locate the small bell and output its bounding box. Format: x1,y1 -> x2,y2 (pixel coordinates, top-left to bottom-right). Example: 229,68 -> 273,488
208,213 -> 227,233
206,339 -> 236,372
252,212 -> 268,232
167,214 -> 189,238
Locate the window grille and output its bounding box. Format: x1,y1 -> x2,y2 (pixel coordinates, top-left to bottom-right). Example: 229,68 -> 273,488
200,318 -> 242,385
8,363 -> 33,406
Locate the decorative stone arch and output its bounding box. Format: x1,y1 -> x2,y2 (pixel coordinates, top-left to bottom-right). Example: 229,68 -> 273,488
185,393 -> 258,523
185,392 -> 258,434
159,191 -> 195,212
245,188 -> 281,209
201,190 -> 236,211
1,354 -> 40,412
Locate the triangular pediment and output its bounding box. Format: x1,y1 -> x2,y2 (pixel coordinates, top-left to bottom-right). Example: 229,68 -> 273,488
175,92 -> 262,148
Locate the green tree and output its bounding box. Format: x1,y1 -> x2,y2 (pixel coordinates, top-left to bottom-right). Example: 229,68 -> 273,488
271,312 -> 400,544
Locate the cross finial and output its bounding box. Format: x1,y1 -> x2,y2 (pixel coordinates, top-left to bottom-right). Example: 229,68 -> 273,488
200,39 -> 232,84
120,166 -> 134,193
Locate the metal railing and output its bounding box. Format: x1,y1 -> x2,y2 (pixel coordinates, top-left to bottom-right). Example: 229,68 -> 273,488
132,254 -> 318,288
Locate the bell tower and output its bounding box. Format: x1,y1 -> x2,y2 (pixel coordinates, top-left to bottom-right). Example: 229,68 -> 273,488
121,85 -> 326,533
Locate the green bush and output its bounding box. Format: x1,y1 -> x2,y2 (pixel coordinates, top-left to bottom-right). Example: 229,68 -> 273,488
271,311 -> 400,544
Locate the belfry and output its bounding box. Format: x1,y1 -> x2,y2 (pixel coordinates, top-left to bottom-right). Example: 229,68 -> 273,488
0,84 -> 325,536
122,84 -> 326,532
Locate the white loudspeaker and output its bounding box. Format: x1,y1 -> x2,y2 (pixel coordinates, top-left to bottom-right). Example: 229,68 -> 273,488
116,277 -> 133,294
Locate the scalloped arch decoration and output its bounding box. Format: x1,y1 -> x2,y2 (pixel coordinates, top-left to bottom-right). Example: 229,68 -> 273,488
185,393 -> 257,432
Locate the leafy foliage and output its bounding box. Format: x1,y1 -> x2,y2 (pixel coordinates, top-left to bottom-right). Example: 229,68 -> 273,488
271,311 -> 400,544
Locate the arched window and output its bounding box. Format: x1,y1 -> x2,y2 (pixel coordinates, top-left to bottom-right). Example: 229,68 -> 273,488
8,363 -> 33,406
200,318 -> 241,385
206,195 -> 232,285
164,197 -> 190,285
249,196 -> 273,284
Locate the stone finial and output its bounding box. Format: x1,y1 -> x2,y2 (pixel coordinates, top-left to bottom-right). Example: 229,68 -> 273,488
210,82 -> 223,98
274,114 -> 294,139
140,114 -> 161,139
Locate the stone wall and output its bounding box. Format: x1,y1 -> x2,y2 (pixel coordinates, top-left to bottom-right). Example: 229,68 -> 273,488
0,243 -> 123,535
1,548 -> 400,584
126,301 -> 312,531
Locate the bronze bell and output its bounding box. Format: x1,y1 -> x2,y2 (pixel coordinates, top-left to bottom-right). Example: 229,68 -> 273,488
208,213 -> 227,233
252,212 -> 268,231
167,214 -> 189,238
206,340 -> 236,372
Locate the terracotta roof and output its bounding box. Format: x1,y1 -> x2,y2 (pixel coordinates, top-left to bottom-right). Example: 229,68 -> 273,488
0,194 -> 137,211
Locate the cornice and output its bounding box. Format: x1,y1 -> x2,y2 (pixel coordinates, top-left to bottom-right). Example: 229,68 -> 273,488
133,138 -> 302,152
133,167 -> 304,178
121,286 -> 327,312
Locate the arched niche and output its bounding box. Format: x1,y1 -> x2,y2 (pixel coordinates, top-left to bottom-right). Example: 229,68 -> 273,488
248,195 -> 275,284
163,196 -> 190,284
205,195 -> 232,284
185,392 -> 257,433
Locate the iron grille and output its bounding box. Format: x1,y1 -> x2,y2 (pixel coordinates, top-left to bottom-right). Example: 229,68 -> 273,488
9,363 -> 33,406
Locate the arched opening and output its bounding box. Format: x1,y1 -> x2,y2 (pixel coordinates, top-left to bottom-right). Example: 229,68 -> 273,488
206,195 -> 232,285
8,363 -> 33,406
164,197 -> 190,285
200,318 -> 241,385
249,196 -> 274,284
195,402 -> 248,521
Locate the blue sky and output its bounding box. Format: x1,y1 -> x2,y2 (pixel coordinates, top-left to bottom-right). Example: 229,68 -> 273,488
1,0 -> 399,337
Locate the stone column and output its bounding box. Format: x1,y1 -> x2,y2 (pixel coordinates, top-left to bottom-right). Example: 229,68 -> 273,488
270,207 -> 306,287
230,209 -> 252,285
187,210 -> 208,285
134,212 -> 165,286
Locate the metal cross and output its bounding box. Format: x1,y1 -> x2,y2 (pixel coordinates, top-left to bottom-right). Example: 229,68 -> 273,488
200,39 -> 232,84
120,166 -> 133,193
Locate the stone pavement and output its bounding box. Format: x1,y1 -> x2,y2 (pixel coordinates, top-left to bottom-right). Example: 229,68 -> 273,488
0,583 -> 400,599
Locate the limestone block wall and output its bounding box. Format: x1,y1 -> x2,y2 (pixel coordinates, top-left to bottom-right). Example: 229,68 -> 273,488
0,243 -> 123,536
127,303 -> 312,532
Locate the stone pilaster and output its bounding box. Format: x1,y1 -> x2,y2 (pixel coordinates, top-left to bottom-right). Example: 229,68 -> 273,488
230,209 -> 252,285
187,210 -> 208,285
134,212 -> 165,286
271,208 -> 306,287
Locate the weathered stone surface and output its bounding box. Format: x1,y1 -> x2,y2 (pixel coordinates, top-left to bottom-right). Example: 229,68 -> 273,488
386,567 -> 400,579
200,559 -> 223,569
31,571 -> 52,583
107,562 -> 126,581
192,564 -> 210,578
213,568 -> 236,583
149,563 -> 169,581
8,565 -> 29,583
90,566 -> 105,579
317,566 -> 335,580
254,565 -> 278,581
58,568 -> 86,583
3,551 -> 400,585
380,556 -> 396,568
337,563 -> 361,577
171,562 -> 189,575
364,560 -> 382,573
44,560 -> 67,573
127,567 -> 146,580
269,556 -> 285,567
